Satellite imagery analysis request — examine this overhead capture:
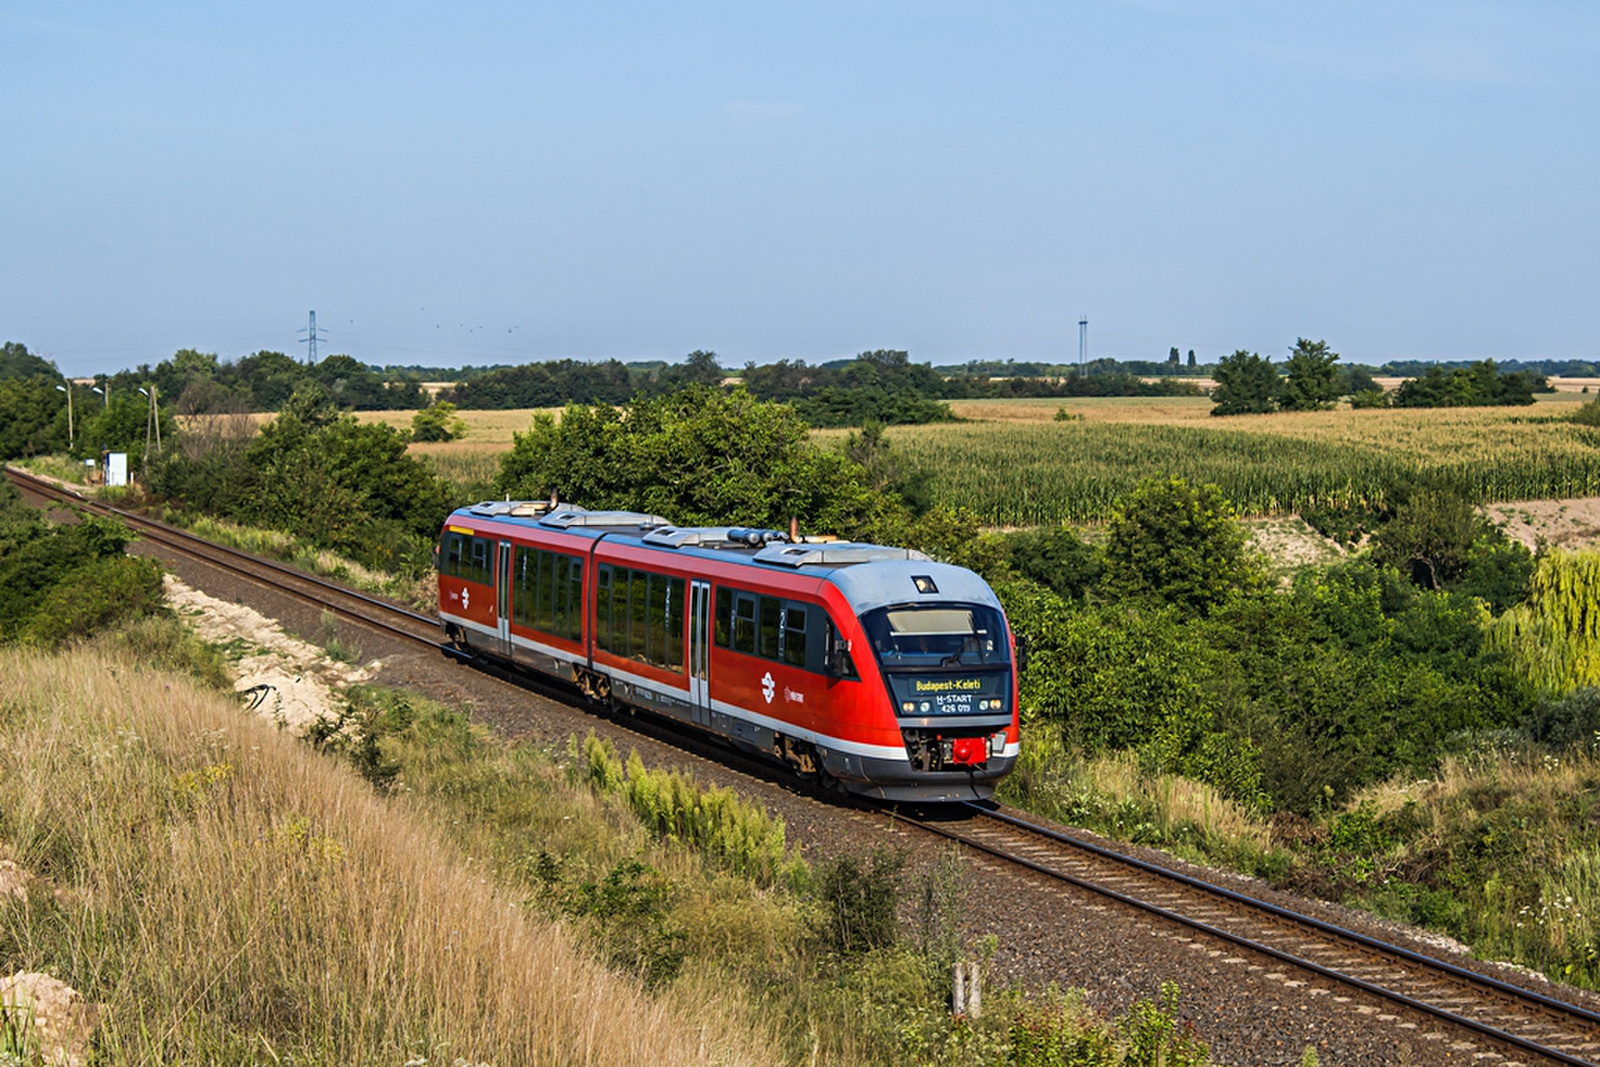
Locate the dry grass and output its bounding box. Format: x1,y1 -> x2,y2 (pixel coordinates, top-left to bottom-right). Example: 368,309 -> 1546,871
352,407 -> 560,449
0,647 -> 771,1065
943,392 -> 1593,459
1079,754 -> 1274,856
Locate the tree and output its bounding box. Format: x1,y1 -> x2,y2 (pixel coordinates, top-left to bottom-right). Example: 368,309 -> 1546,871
1187,350 -> 1196,372
1208,351 -> 1278,415
495,385 -> 884,537
1278,338 -> 1340,411
1167,347 -> 1180,372
1100,477 -> 1256,614
0,378 -> 66,459
411,401 -> 468,443
0,342 -> 58,380
1369,484 -> 1483,589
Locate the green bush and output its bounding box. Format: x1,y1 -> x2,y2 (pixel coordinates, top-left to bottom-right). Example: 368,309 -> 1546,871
817,848 -> 905,954
1100,476 -> 1257,615
21,556 -> 165,648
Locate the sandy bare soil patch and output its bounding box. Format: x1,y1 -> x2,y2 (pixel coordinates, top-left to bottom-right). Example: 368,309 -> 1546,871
0,971 -> 98,1067
1483,497 -> 1600,552
162,574 -> 380,733
1245,515 -> 1349,576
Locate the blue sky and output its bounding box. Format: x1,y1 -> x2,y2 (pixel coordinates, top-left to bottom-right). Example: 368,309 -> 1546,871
3,1 -> 1597,375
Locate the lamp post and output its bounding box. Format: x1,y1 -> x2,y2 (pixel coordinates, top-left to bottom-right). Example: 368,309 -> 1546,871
54,383 -> 74,452
92,385 -> 107,408
137,386 -> 160,463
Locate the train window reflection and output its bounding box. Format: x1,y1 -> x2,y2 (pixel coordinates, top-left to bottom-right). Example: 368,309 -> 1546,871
861,605 -> 1007,666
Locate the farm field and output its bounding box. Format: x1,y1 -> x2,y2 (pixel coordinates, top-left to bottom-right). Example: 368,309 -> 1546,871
893,393 -> 1600,524
353,394 -> 1600,527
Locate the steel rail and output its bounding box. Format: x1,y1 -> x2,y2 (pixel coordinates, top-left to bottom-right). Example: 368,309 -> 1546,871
903,802 -> 1600,1065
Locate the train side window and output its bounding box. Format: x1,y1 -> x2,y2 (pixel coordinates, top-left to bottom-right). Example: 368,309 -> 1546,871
732,593 -> 757,654
596,565 -> 613,650
781,604 -> 807,667
714,588 -> 732,648
758,596 -> 781,660
511,547 -> 532,626
667,576 -> 686,671
567,557 -> 584,642
629,569 -> 648,660
469,538 -> 491,585
439,533 -> 464,577
646,573 -> 669,666
552,553 -> 571,636
824,617 -> 859,680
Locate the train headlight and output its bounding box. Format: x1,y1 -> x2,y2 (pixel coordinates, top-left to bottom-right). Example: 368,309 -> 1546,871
902,701 -> 915,713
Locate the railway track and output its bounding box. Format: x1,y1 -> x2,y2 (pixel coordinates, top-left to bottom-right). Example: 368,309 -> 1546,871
12,464 -> 1600,1063
6,467 -> 442,649
905,803 -> 1600,1065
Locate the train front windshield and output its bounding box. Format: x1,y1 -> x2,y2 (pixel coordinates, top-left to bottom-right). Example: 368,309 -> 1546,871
860,605 -> 1010,668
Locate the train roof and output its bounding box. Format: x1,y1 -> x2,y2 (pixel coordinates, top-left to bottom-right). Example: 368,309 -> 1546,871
448,502 -> 1003,614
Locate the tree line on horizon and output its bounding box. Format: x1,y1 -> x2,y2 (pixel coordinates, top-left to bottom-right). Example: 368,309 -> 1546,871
0,337 -> 1585,464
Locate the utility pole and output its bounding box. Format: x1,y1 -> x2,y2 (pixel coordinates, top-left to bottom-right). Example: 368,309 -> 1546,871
299,310 -> 327,365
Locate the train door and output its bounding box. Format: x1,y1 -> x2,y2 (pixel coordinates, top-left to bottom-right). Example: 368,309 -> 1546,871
688,579 -> 712,727
495,540 -> 514,659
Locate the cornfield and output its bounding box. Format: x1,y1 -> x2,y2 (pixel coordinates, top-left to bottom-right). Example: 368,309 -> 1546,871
886,415 -> 1600,524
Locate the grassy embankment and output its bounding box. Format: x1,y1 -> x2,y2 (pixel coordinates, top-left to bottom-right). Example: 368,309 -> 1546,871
0,644 -> 768,1065
1002,728 -> 1600,990
0,633 -> 1215,1066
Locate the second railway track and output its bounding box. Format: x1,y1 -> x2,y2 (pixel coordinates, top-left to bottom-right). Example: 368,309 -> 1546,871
14,464 -> 1600,1063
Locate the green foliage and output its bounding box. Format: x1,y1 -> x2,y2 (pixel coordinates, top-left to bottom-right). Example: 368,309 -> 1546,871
235,386 -> 453,571
817,848 -> 905,954
0,511 -> 143,640
1394,360 -> 1543,408
1369,482 -> 1484,589
0,377 -> 66,460
576,735 -> 803,888
1570,397 -> 1600,427
440,357 -> 636,409
1007,526 -> 1102,601
143,411 -> 261,517
78,389 -> 176,468
1117,983 -> 1209,1067
409,400 -> 468,442
1002,982 -> 1210,1067
1457,535 -> 1535,613
566,858 -> 687,988
1523,687 -> 1600,751
0,341 -> 58,380
1488,549 -> 1600,696
741,350 -> 958,427
1209,350 -> 1278,415
1348,387 -> 1392,409
20,555 -> 165,648
1278,338 -> 1341,412
497,385 -> 886,537
1101,477 -> 1256,614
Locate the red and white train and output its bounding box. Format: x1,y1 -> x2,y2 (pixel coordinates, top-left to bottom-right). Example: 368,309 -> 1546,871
436,501 -> 1020,802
